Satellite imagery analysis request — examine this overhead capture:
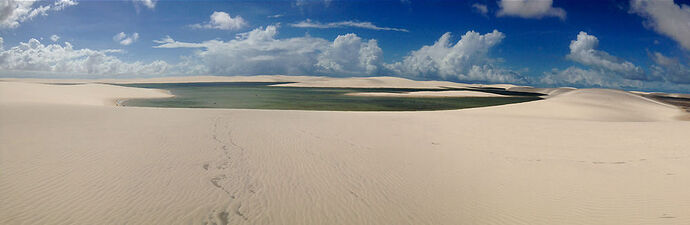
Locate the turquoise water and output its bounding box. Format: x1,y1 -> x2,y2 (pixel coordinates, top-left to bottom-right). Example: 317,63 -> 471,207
119,82 -> 542,111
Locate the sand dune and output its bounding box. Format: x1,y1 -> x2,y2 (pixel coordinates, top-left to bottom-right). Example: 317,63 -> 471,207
1,78 -> 689,225
345,90 -> 510,97
466,88 -> 685,121
272,76 -> 473,89
0,81 -> 172,106
507,86 -> 577,97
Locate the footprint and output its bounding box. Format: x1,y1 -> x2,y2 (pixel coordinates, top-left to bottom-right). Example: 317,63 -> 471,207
211,175 -> 227,188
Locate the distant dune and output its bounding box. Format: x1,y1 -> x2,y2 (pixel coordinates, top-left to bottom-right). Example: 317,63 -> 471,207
465,88 -> 685,121
345,90 -> 509,97
272,76 -> 473,89
1,76 -> 689,225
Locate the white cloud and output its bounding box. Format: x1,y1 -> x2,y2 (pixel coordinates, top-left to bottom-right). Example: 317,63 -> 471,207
0,0 -> 78,29
541,67 -> 644,88
154,25 -> 384,76
540,32 -> 690,92
268,14 -> 283,18
384,30 -> 524,83
540,66 -> 690,92
496,0 -> 566,20
541,32 -> 648,88
190,11 -> 247,31
630,0 -> 690,50
50,34 -> 60,42
133,0 -> 156,9
650,52 -> 690,84
290,19 -> 409,32
293,0 -> 333,8
154,27 -> 521,82
113,32 -> 139,46
566,31 -> 646,80
316,33 -> 383,75
54,0 -> 78,10
472,3 -> 489,16
0,37 -> 167,76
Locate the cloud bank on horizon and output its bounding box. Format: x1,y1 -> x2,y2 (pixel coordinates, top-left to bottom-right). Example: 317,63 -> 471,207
1,0 -> 690,92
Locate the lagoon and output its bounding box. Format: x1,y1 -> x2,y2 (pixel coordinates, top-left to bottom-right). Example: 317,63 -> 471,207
119,82 -> 541,111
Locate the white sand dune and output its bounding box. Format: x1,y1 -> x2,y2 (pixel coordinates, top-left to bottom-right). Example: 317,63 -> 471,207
633,91 -> 690,99
1,78 -> 689,225
507,86 -> 577,97
0,82 -> 172,106
465,88 -> 685,121
345,90 -> 509,97
272,76 -> 473,89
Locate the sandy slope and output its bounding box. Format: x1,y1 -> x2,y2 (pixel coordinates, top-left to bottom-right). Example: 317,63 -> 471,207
465,88 -> 685,121
1,79 -> 689,225
0,82 -> 172,106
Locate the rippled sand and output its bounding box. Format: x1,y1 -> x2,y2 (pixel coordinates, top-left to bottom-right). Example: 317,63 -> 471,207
1,77 -> 689,225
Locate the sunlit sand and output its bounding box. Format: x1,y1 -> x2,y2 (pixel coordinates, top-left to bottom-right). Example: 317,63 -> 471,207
1,76 -> 689,225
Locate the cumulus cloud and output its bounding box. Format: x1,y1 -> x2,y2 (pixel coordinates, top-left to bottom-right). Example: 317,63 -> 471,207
541,67 -> 644,88
50,34 -> 60,42
54,0 -> 77,10
541,32 -> 647,88
650,52 -> 690,84
290,19 -> 409,32
630,0 -> 690,50
566,31 -> 646,80
153,27 -> 521,82
0,37 -> 167,76
540,32 -> 690,92
316,33 -> 383,75
191,11 -> 247,31
0,0 -> 78,29
541,65 -> 690,92
472,3 -> 489,16
496,0 -> 566,20
385,30 -> 524,83
133,0 -> 156,9
154,25 -> 385,76
113,32 -> 139,46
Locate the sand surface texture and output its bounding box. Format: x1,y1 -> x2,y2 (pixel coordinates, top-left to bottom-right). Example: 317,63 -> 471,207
1,77 -> 689,225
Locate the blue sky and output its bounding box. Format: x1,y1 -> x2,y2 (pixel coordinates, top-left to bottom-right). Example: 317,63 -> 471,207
1,0 -> 690,93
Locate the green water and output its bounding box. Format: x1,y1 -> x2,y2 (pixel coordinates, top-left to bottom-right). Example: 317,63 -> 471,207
119,82 -> 542,111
